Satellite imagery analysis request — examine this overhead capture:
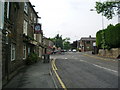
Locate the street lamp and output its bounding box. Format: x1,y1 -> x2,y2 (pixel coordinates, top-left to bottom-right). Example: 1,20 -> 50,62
90,8 -> 105,55
118,0 -> 120,23
90,9 -> 104,29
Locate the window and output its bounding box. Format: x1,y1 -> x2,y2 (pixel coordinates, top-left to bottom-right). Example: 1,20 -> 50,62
28,47 -> 30,55
39,35 -> 42,43
23,45 -> 26,59
23,20 -> 28,35
86,41 -> 90,44
29,20 -> 31,25
39,47 -> 42,57
0,2 -> 4,29
11,44 -> 15,61
7,2 -> 10,18
34,17 -> 36,23
34,34 -> 37,40
24,2 -> 28,14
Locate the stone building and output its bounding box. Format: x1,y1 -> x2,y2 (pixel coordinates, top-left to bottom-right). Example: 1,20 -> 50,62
78,35 -> 96,52
0,1 -> 4,89
2,2 -> 43,85
42,37 -> 54,54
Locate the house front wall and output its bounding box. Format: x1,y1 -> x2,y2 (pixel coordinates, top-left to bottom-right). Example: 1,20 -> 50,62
2,2 -> 42,85
80,40 -> 96,52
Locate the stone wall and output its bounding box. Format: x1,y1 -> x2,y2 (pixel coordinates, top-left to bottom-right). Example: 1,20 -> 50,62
98,48 -> 120,58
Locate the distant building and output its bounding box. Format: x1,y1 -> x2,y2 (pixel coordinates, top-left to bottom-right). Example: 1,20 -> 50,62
71,41 -> 77,50
42,37 -> 54,54
78,35 -> 96,52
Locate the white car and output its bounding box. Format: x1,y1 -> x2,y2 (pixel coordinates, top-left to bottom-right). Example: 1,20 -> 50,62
68,50 -> 72,52
72,49 -> 77,52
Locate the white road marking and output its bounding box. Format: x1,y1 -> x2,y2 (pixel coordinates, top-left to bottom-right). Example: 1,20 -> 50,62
79,60 -> 118,74
74,58 -> 78,59
92,64 -> 118,73
79,60 -> 88,63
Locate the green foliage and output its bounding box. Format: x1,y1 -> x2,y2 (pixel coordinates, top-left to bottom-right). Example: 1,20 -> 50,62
26,53 -> 39,65
63,41 -> 71,50
96,24 -> 120,49
50,34 -> 71,50
55,34 -> 63,48
96,30 -> 103,48
95,1 -> 120,20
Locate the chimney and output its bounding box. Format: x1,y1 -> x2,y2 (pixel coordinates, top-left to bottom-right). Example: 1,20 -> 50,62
89,35 -> 91,38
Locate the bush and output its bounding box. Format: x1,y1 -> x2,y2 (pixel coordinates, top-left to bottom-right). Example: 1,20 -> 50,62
96,23 -> 120,49
26,53 -> 39,65
96,30 -> 103,49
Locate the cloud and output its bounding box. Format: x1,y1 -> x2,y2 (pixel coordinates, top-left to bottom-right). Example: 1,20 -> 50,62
30,0 -> 118,42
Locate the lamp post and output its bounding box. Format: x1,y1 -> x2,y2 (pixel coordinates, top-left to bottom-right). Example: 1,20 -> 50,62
90,9 -> 105,55
90,9 -> 104,29
118,0 -> 120,23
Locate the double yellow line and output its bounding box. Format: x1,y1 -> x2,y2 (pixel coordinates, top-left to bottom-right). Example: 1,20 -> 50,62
51,59 -> 67,90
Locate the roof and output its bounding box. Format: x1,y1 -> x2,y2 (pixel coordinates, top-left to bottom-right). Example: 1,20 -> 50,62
80,37 -> 96,41
28,2 -> 40,18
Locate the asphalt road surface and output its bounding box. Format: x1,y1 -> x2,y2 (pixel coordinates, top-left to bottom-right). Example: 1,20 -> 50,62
51,52 -> 118,88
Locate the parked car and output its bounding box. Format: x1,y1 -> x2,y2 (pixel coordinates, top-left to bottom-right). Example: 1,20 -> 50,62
68,49 -> 72,52
72,49 -> 77,52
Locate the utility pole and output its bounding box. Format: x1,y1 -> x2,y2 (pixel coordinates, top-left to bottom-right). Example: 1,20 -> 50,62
90,2 -> 105,55
117,0 -> 120,23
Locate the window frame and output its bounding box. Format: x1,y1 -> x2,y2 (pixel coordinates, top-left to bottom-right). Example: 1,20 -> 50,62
24,2 -> 28,14
39,47 -> 41,57
23,44 -> 26,59
34,34 -> 37,40
23,20 -> 28,35
11,44 -> 15,61
34,17 -> 36,23
7,1 -> 10,19
0,2 -> 4,29
28,47 -> 30,55
86,41 -> 90,44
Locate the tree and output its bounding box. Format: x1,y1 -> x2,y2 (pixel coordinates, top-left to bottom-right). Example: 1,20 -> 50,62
63,38 -> 71,50
95,1 -> 120,20
50,34 -> 71,50
54,34 -> 63,49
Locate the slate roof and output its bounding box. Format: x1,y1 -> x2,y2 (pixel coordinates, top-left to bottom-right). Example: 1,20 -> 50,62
80,37 -> 96,41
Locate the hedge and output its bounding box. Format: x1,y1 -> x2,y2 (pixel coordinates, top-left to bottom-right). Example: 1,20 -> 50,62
26,53 -> 39,65
96,24 -> 120,49
96,30 -> 103,48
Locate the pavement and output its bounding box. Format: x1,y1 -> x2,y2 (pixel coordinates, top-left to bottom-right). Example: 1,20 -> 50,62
82,51 -> 119,61
3,60 -> 56,89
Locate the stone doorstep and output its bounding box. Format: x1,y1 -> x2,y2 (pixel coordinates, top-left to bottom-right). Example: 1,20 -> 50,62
2,65 -> 25,87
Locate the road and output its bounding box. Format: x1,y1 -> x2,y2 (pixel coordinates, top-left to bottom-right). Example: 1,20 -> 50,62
51,52 -> 118,88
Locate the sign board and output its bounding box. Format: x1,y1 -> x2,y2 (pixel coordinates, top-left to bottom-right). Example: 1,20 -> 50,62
34,23 -> 41,34
93,42 -> 96,46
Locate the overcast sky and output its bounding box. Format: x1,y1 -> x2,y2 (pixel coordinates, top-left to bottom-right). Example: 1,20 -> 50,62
30,0 -> 118,42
